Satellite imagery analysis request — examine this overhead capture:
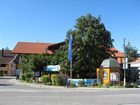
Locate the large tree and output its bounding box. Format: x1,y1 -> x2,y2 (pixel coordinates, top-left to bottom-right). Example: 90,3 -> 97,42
125,42 -> 140,62
53,14 -> 114,78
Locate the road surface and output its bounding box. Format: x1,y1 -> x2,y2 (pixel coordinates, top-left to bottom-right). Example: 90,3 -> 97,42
0,76 -> 140,105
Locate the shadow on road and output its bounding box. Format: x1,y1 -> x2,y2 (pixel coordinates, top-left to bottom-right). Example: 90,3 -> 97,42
0,76 -> 15,86
0,83 -> 13,86
0,76 -> 15,80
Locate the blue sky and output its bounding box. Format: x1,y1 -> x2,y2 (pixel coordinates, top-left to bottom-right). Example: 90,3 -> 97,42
0,0 -> 140,52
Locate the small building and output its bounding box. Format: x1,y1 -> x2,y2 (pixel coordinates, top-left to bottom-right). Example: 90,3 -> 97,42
97,58 -> 121,85
0,49 -> 16,76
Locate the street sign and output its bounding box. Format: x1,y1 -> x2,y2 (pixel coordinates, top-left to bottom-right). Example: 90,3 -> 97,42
123,57 -> 128,69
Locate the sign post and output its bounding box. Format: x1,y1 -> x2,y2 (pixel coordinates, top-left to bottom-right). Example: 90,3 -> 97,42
123,39 -> 128,87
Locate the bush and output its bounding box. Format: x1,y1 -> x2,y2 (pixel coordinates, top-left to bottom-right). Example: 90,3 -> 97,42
90,82 -> 98,87
97,83 -> 103,88
40,75 -> 51,84
78,80 -> 84,87
125,82 -> 138,88
25,72 -> 33,82
55,75 -> 64,86
19,74 -> 25,81
51,74 -> 57,85
69,81 -> 76,87
46,82 -> 52,85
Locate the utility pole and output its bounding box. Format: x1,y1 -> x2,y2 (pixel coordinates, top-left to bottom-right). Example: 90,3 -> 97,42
123,38 -> 126,87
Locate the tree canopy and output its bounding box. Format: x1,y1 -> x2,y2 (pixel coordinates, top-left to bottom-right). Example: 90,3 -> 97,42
18,54 -> 47,78
125,42 -> 140,62
51,14 -> 114,78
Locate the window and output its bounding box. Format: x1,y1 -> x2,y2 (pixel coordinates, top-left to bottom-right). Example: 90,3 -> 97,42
0,64 -> 6,67
4,71 -> 8,74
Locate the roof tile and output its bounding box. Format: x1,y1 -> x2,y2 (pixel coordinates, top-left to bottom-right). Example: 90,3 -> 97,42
12,42 -> 54,54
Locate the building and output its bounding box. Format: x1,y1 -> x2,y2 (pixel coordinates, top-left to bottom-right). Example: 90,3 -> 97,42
12,42 -> 53,54
12,42 -> 124,78
110,48 -> 124,64
12,42 -> 57,77
0,49 -> 16,76
129,58 -> 140,80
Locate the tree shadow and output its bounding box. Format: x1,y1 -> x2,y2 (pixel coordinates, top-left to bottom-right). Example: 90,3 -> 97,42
0,83 -> 13,86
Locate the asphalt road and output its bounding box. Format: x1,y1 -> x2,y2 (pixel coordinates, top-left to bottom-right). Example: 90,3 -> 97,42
0,76 -> 140,105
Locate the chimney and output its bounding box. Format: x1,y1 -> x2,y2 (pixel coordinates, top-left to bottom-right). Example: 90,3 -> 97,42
2,48 -> 4,57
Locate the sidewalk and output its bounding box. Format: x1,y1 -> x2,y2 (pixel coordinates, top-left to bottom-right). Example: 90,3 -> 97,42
8,77 -> 140,91
9,77 -> 64,89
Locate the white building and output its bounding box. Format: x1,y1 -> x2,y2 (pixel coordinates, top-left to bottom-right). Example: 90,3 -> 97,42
130,58 -> 140,79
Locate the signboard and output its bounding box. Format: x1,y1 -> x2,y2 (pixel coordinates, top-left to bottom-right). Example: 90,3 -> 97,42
110,73 -> 119,81
123,57 -> 128,69
103,71 -> 108,79
44,65 -> 60,71
68,79 -> 97,86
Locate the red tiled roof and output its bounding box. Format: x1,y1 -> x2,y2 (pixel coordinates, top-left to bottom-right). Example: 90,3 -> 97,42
111,48 -> 124,58
12,42 -> 54,54
0,50 -> 15,64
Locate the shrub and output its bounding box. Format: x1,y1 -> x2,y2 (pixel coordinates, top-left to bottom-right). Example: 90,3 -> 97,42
90,82 -> 98,87
19,74 -> 25,81
51,74 -> 57,85
46,82 -> 52,85
55,75 -> 64,86
69,81 -> 76,87
25,72 -> 33,82
125,82 -> 138,88
78,80 -> 84,87
125,83 -> 133,88
40,75 -> 51,84
97,83 -> 103,88
132,83 -> 138,88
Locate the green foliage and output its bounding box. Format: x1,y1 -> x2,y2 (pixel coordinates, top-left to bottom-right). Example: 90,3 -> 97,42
125,42 -> 140,62
47,14 -> 114,78
125,82 -> 139,88
55,75 -> 64,86
69,81 -> 76,87
90,82 -> 98,87
77,80 -> 84,87
19,74 -> 25,81
24,72 -> 33,82
97,83 -> 102,88
63,14 -> 113,77
46,82 -> 52,85
40,75 -> 51,85
47,14 -> 114,77
47,47 -> 69,72
51,74 -> 64,86
51,74 -> 57,85
18,54 -> 47,81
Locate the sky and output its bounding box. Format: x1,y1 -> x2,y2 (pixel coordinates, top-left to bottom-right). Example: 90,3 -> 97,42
0,0 -> 140,52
